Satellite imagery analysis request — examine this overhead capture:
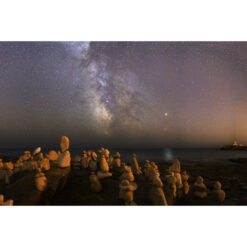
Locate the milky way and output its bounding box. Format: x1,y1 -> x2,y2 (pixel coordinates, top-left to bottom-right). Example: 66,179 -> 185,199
0,42 -> 247,148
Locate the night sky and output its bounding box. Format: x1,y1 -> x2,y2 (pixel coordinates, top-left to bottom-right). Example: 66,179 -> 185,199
0,42 -> 247,148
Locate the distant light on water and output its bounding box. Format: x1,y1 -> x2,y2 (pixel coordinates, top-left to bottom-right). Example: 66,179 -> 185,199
164,148 -> 174,161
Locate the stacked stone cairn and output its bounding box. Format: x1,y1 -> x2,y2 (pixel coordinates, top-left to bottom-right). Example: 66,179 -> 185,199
34,168 -> 47,192
81,151 -> 88,169
112,152 -> 121,168
89,152 -> 98,172
130,153 -> 142,175
193,176 -> 207,199
146,162 -> 167,205
71,155 -> 81,167
118,163 -> 137,205
143,160 -> 151,178
56,136 -> 71,168
119,179 -> 137,205
104,149 -> 110,166
120,164 -> 135,182
97,150 -> 112,179
181,171 -> 190,195
168,160 -> 183,199
165,171 -> 177,205
17,151 -> 33,171
211,181 -> 226,204
46,150 -> 59,168
34,148 -> 50,172
87,151 -> 92,164
0,161 -> 14,184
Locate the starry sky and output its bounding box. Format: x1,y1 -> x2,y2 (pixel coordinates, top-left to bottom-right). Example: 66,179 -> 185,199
0,42 -> 247,148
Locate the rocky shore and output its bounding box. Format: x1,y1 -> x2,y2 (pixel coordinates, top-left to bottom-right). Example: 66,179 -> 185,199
48,160 -> 247,206
1,160 -> 246,206
1,137 -> 247,206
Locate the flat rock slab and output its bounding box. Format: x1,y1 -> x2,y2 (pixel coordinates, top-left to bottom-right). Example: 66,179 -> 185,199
40,167 -> 71,205
5,167 -> 70,205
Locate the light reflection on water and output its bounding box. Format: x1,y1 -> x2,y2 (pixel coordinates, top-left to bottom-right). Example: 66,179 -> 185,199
163,148 -> 174,161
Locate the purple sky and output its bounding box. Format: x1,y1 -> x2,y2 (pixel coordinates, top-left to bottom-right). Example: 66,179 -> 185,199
0,42 -> 246,148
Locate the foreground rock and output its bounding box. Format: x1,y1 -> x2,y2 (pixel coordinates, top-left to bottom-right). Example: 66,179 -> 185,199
89,173 -> 102,193
4,167 -> 70,205
1,142 -> 246,205
48,157 -> 247,206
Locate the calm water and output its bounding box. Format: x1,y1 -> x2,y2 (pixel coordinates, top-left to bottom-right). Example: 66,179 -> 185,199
1,147 -> 247,165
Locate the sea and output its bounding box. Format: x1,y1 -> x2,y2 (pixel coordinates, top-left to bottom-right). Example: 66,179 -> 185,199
1,147 -> 247,165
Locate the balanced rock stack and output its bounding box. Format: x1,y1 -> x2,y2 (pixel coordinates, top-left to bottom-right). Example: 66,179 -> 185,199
56,136 -> 71,168
35,168 -> 47,192
143,160 -> 152,178
212,181 -> 226,204
119,179 -> 137,205
4,162 -> 14,171
18,151 -> 32,171
81,151 -> 88,169
165,172 -> 177,205
181,171 -> 190,195
89,152 -> 98,172
150,162 -> 159,174
32,147 -> 50,171
130,153 -> 142,176
46,150 -> 59,162
87,151 -> 92,164
169,160 -> 183,199
120,165 -> 135,182
104,149 -> 110,165
39,158 -> 50,172
111,152 -> 121,175
148,164 -> 167,205
98,148 -> 105,159
105,150 -> 113,169
72,155 -> 81,167
0,162 -> 14,184
97,153 -> 112,179
21,151 -> 32,161
193,176 -> 207,199
111,152 -> 120,168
